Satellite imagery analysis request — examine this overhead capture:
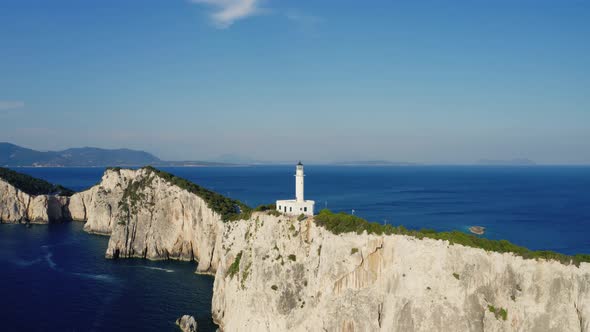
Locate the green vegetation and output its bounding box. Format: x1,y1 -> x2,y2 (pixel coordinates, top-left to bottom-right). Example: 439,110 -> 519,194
241,262 -> 252,288
271,285 -> 278,291
142,166 -> 251,221
254,203 -> 275,211
351,248 -> 359,255
227,251 -> 242,279
288,254 -> 297,262
453,273 -> 460,280
254,203 -> 281,216
118,172 -> 155,216
488,305 -> 508,321
297,213 -> 306,221
0,167 -> 74,196
314,209 -> 590,267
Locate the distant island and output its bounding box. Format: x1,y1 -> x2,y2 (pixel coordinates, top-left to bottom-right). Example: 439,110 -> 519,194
0,142 -> 231,167
477,158 -> 536,166
331,160 -> 419,166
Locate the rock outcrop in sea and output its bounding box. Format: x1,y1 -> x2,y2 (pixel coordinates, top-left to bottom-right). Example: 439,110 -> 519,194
176,315 -> 198,332
2,167 -> 590,331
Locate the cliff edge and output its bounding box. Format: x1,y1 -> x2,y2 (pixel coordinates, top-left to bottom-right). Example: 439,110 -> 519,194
212,213 -> 590,331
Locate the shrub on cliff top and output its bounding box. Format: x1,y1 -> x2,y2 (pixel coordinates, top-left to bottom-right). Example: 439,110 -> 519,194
254,203 -> 276,211
314,209 -> 590,267
0,167 -> 74,196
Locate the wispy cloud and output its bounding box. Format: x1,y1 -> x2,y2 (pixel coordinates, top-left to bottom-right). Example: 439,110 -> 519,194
285,10 -> 322,32
190,0 -> 263,28
0,101 -> 25,111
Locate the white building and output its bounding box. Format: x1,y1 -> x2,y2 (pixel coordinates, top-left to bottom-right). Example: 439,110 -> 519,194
276,162 -> 315,216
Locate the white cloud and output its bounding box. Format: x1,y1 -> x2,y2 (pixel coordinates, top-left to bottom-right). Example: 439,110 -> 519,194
191,0 -> 262,28
0,101 -> 25,111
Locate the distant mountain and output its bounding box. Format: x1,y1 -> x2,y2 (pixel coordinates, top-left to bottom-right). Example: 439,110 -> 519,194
477,158 -> 536,166
0,142 -> 161,167
331,160 -> 419,166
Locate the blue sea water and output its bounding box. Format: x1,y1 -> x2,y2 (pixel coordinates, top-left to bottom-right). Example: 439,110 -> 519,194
1,165 -> 590,331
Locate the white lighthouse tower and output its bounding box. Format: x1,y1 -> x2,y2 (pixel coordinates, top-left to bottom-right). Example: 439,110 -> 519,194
295,161 -> 304,202
276,162 -> 315,216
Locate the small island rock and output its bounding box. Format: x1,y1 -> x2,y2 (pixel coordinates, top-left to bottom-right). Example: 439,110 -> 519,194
469,226 -> 485,235
176,315 -> 197,332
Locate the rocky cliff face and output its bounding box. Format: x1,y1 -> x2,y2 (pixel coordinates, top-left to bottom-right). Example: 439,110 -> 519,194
69,168 -> 225,273
211,213 -> 590,332
10,167 -> 589,331
0,178 -> 69,223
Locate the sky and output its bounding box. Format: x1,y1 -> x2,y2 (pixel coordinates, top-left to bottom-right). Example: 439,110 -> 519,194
0,0 -> 589,164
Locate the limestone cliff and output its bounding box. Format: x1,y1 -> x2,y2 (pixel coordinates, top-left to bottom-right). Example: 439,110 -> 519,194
211,213 -> 590,332
69,168 -> 226,273
0,178 -> 69,223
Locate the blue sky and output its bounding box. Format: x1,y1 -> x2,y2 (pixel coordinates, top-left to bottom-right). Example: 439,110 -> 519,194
0,0 -> 589,164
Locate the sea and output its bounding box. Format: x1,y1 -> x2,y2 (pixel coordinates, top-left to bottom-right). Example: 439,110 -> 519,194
1,165 -> 589,331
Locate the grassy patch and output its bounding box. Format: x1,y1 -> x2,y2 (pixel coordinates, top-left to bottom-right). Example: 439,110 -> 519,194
351,248 -> 359,255
227,251 -> 242,279
0,167 -> 74,196
288,254 -> 297,262
314,209 -> 590,267
488,305 -> 508,321
453,273 -> 460,280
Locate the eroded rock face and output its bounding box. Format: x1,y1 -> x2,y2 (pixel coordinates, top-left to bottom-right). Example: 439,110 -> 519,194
176,315 -> 198,332
211,213 -> 590,332
0,179 -> 69,223
69,168 -> 225,273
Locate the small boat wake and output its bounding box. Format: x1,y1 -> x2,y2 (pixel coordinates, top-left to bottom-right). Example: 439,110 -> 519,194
72,272 -> 117,283
140,266 -> 175,273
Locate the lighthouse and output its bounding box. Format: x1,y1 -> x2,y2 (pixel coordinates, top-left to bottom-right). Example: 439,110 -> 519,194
295,161 -> 304,202
276,162 -> 315,216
